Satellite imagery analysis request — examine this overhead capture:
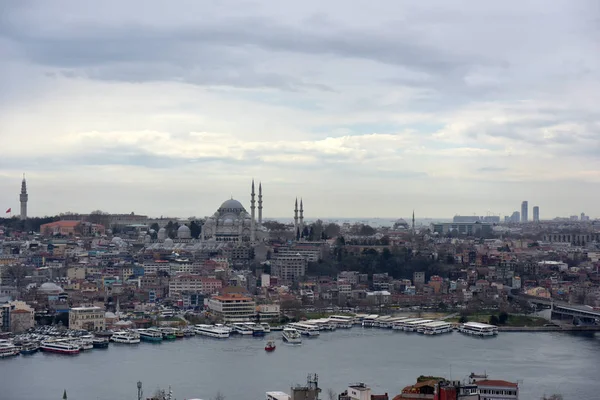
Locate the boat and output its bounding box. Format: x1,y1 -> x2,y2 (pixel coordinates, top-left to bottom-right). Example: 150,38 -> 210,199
77,338 -> 94,351
174,328 -> 185,339
282,328 -> 302,344
0,342 -> 21,358
19,342 -> 40,355
264,340 -> 276,352
40,340 -> 80,355
111,331 -> 141,344
182,327 -> 196,337
138,329 -> 163,342
287,322 -> 320,337
159,328 -> 177,340
260,322 -> 271,333
245,323 -> 266,337
419,321 -> 453,335
458,322 -> 498,337
231,323 -> 253,335
194,324 -> 230,339
92,337 -> 110,349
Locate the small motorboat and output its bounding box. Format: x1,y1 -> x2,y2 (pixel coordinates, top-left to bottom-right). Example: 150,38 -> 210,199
264,340 -> 276,352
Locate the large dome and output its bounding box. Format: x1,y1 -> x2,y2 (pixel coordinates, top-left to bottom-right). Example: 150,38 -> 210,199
219,199 -> 246,212
39,282 -> 64,293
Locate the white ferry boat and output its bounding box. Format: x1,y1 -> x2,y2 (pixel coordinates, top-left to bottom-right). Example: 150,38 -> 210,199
40,340 -> 80,355
404,319 -> 433,332
138,329 -> 163,342
419,321 -> 453,335
361,315 -> 379,327
231,323 -> 253,335
392,318 -> 422,330
282,327 -> 302,344
328,315 -> 354,328
111,331 -> 141,344
0,342 -> 21,358
77,337 -> 94,351
194,324 -> 230,339
260,322 -> 271,333
459,322 -> 498,337
287,322 -> 320,336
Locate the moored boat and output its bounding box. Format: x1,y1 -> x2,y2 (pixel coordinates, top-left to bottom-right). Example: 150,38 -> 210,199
159,328 -> 177,340
0,342 -> 21,358
19,342 -> 40,355
138,328 -> 163,342
264,340 -> 276,352
282,327 -> 302,344
194,324 -> 230,339
111,331 -> 141,344
40,340 -> 80,355
92,337 -> 109,349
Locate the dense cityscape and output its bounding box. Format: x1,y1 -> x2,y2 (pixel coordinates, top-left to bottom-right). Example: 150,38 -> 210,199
1,177 -> 598,399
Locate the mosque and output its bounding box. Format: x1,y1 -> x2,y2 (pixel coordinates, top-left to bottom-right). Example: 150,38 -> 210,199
152,180 -> 266,245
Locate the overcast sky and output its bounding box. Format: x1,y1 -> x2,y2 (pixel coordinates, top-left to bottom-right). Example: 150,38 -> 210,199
1,1 -> 599,219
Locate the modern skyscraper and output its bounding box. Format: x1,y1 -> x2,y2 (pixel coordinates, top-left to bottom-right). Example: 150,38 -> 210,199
521,201 -> 528,223
533,206 -> 540,222
19,174 -> 28,220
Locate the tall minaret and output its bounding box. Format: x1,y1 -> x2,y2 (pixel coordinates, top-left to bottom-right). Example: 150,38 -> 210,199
294,198 -> 299,236
250,179 -> 256,242
258,182 -> 263,225
19,174 -> 28,220
412,210 -> 415,231
299,198 -> 304,235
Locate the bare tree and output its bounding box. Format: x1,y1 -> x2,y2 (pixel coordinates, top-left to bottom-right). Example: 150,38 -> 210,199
213,391 -> 225,400
327,388 -> 337,400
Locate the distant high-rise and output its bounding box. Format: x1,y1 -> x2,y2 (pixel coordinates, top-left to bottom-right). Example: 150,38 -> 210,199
19,174 -> 28,220
521,201 -> 528,223
510,211 -> 520,223
533,206 -> 540,222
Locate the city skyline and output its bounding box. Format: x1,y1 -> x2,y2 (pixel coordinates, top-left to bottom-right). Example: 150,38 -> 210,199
1,2 -> 599,218
1,176 -> 595,220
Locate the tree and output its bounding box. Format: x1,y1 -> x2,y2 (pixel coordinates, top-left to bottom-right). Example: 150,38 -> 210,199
150,223 -> 160,232
324,223 -> 341,238
498,311 -> 509,324
327,389 -> 336,400
189,220 -> 202,239
489,315 -> 500,325
459,315 -> 468,323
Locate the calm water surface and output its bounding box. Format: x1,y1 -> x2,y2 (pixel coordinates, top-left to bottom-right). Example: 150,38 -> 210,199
2,330 -> 599,400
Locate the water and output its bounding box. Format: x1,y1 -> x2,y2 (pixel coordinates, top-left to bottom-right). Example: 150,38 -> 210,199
2,330 -> 599,400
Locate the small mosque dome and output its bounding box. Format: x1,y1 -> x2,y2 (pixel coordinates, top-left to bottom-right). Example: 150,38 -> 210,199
164,238 -> 174,246
157,227 -> 167,241
177,225 -> 191,239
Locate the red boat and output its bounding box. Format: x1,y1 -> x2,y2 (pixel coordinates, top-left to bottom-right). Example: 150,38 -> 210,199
264,340 -> 276,352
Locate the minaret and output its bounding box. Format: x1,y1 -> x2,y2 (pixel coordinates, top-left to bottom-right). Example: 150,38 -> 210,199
258,182 -> 263,225
19,174 -> 28,220
299,198 -> 304,236
412,210 -> 415,231
294,198 -> 299,236
250,179 -> 256,242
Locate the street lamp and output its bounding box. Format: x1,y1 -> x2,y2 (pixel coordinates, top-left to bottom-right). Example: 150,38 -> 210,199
137,381 -> 143,400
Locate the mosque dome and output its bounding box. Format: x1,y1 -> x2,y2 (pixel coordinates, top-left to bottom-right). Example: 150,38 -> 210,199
39,282 -> 64,293
144,235 -> 151,243
157,227 -> 167,241
177,225 -> 191,239
164,238 -> 174,246
218,199 -> 246,213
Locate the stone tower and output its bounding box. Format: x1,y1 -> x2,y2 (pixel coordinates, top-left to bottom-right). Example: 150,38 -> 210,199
250,180 -> 256,242
19,174 -> 28,220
